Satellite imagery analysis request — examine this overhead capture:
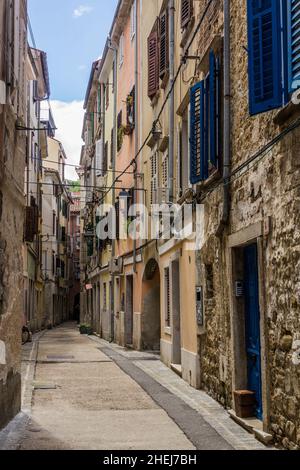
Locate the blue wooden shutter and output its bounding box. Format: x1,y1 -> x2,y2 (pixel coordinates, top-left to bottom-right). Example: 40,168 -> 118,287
247,0 -> 283,115
288,0 -> 300,91
190,81 -> 205,184
209,50 -> 219,169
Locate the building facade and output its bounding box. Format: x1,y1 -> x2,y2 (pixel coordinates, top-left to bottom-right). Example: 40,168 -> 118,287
80,0 -> 300,448
0,0 -> 28,429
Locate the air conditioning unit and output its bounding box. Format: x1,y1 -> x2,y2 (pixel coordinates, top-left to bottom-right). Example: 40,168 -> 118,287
109,257 -> 123,275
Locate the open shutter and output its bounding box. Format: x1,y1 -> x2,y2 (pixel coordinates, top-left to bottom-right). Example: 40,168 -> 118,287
247,0 -> 282,115
148,25 -> 159,98
181,0 -> 193,29
159,10 -> 169,79
190,81 -> 206,184
95,139 -> 103,176
288,0 -> 300,91
209,51 -> 221,169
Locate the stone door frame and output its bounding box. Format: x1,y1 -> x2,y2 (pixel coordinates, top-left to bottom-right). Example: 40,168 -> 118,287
227,222 -> 270,432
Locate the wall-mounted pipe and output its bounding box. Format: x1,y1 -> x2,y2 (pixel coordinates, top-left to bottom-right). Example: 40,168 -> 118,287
133,0 -> 138,274
168,0 -> 175,203
219,0 -> 231,231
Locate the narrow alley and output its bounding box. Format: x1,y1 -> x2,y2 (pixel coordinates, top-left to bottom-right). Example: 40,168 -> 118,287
0,324 -> 266,451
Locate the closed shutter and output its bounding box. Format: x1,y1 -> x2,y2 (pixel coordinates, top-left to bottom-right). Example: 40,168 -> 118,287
181,0 -> 193,29
13,0 -> 20,87
95,139 -> 103,176
150,151 -> 158,204
159,10 -> 169,79
25,206 -> 35,242
288,0 -> 300,91
148,25 -> 159,98
6,0 -> 14,87
161,151 -> 168,203
164,267 -> 170,327
247,0 -> 283,115
190,81 -> 206,184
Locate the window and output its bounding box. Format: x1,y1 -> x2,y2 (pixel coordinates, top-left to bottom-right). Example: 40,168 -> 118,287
126,87 -> 135,131
106,81 -> 109,110
150,150 -> 158,204
95,139 -> 103,176
159,10 -> 169,79
103,283 -> 107,310
117,110 -> 123,152
164,267 -> 171,327
247,0 -> 300,115
130,4 -> 136,40
161,151 -> 169,203
110,128 -> 114,167
119,33 -> 124,68
190,51 -> 221,184
181,0 -> 193,29
103,141 -> 108,175
147,21 -> 159,98
52,211 -> 56,236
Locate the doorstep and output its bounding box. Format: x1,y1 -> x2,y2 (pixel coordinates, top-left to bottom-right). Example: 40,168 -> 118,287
171,363 -> 182,377
228,410 -> 273,446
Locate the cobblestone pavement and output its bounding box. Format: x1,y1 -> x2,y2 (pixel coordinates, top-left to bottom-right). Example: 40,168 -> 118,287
0,323 -> 267,450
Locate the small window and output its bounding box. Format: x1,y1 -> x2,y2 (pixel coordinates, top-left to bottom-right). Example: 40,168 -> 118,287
181,0 -> 193,30
117,110 -> 123,152
103,283 -> 107,310
164,267 -> 171,327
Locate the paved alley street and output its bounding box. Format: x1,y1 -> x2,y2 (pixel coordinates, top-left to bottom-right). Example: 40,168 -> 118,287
0,324 -> 267,451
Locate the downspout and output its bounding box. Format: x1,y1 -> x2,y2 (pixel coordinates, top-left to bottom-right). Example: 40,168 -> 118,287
133,0 -> 138,274
168,0 -> 175,202
219,0 -> 231,230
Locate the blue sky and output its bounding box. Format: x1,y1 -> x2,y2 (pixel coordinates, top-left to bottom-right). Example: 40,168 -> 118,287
28,0 -> 118,101
28,1 -> 118,179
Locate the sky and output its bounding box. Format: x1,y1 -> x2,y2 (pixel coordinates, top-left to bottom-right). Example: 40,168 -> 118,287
28,0 -> 118,179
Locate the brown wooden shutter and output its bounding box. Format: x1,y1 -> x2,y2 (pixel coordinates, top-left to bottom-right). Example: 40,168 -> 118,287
147,25 -> 159,98
159,10 -> 169,79
24,206 -> 35,242
181,0 -> 193,29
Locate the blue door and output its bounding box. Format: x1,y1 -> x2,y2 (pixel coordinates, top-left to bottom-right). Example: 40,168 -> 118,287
244,244 -> 263,420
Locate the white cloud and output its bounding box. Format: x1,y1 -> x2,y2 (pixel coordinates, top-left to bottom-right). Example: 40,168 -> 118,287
50,100 -> 84,180
73,5 -> 93,18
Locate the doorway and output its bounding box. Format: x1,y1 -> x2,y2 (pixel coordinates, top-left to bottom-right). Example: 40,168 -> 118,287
125,275 -> 133,346
244,243 -> 263,419
141,259 -> 161,351
171,260 -> 181,366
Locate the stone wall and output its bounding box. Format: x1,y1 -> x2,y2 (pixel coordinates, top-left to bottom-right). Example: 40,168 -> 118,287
194,0 -> 300,448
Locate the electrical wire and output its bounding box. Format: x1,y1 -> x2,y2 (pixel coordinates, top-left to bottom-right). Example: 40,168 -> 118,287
96,0 -> 215,206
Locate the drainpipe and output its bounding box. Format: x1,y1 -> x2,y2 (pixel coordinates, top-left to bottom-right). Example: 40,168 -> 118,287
168,0 -> 175,203
133,0 -> 138,274
110,45 -> 118,342
219,0 -> 231,231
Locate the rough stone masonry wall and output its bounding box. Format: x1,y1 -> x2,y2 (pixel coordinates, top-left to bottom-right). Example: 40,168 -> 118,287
0,106 -> 26,430
194,0 -> 233,408
229,0 -> 300,449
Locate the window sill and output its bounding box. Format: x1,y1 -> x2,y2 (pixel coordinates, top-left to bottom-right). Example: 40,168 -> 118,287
164,327 -> 172,336
196,169 -> 221,193
273,99 -> 300,126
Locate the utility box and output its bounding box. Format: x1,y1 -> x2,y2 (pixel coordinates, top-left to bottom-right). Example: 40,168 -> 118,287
234,390 -> 255,418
